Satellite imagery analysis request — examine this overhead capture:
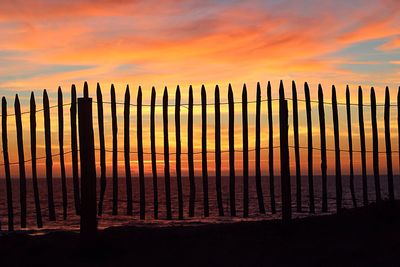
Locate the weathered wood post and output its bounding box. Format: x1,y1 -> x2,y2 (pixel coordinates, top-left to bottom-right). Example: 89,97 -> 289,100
279,81 -> 291,223
58,87 -> 68,220
346,86 -> 357,208
30,93 -> 43,228
305,82 -> 315,213
242,84 -> 249,218
15,94 -> 27,228
255,82 -> 265,214
96,83 -> 106,216
163,87 -> 172,220
292,81 -> 302,212
228,84 -> 236,216
267,81 -> 276,214
332,85 -> 342,212
138,86 -> 146,219
215,85 -> 224,216
201,85 -> 209,217
78,82 -> 97,239
2,97 -> 14,231
318,85 -> 328,212
188,86 -> 196,217
175,86 -> 183,220
71,84 -> 81,215
384,86 -> 394,202
111,84 -> 118,215
358,87 -> 368,206
124,85 -> 133,215
150,87 -> 159,219
398,87 -> 400,197
370,87 -> 382,203
44,90 -> 56,221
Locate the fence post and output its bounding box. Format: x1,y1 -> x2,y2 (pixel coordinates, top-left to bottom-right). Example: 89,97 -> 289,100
78,82 -> 97,239
228,84 -> 236,216
2,97 -> 14,231
346,86 -> 357,208
332,85 -> 342,212
44,90 -> 56,221
150,87 -> 159,219
358,87 -> 368,206
96,83 -> 106,216
111,84 -> 118,215
163,87 -> 172,219
304,82 -> 315,213
138,86 -> 146,219
15,94 -> 27,228
124,85 -> 133,215
175,86 -> 183,220
279,81 -> 291,223
201,85 -> 209,217
398,87 -> 400,197
242,84 -> 249,218
58,87 -> 68,220
188,86 -> 195,217
370,87 -> 382,203
292,81 -> 301,213
255,82 -> 265,214
215,85 -> 224,216
71,84 -> 81,215
267,81 -> 276,214
384,86 -> 394,202
318,85 -> 328,212
30,93 -> 43,228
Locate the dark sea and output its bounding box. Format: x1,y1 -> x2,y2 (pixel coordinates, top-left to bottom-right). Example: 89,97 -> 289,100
0,174 -> 398,233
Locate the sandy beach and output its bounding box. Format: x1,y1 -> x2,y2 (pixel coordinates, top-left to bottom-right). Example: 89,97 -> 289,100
1,201 -> 399,266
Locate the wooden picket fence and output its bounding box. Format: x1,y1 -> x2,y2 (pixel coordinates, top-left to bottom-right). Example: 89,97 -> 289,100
0,81 -> 399,233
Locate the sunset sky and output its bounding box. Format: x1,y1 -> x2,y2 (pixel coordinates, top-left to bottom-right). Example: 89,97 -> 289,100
1,0 -> 400,178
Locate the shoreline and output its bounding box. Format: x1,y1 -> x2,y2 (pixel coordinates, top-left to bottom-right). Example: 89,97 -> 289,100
1,201 -> 399,266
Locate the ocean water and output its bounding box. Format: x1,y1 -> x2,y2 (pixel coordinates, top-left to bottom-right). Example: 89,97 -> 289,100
0,174 -> 398,233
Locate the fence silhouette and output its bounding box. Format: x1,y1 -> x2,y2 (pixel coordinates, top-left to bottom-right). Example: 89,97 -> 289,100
0,81 -> 399,232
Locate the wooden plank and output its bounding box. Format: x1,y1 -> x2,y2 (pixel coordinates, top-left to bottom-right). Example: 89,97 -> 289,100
96,83 -> 106,216
201,85 -> 209,217
279,81 -> 291,223
370,87 -> 382,202
358,87 -> 368,205
70,84 -> 80,215
15,94 -> 27,228
384,86 -> 394,202
44,90 -> 56,221
138,86 -> 146,219
398,86 -> 400,199
346,86 -> 357,208
175,86 -> 183,219
30,93 -> 43,228
304,82 -> 315,213
188,86 -> 195,217
215,85 -> 224,216
255,82 -> 265,214
332,85 -> 342,212
111,84 -> 118,215
242,84 -> 249,218
318,85 -> 328,212
2,97 -> 14,231
78,89 -> 97,239
163,87 -> 172,219
228,84 -> 236,216
150,87 -> 159,219
267,81 -> 276,214
292,81 -> 301,212
124,85 -> 133,215
58,87 -> 68,220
